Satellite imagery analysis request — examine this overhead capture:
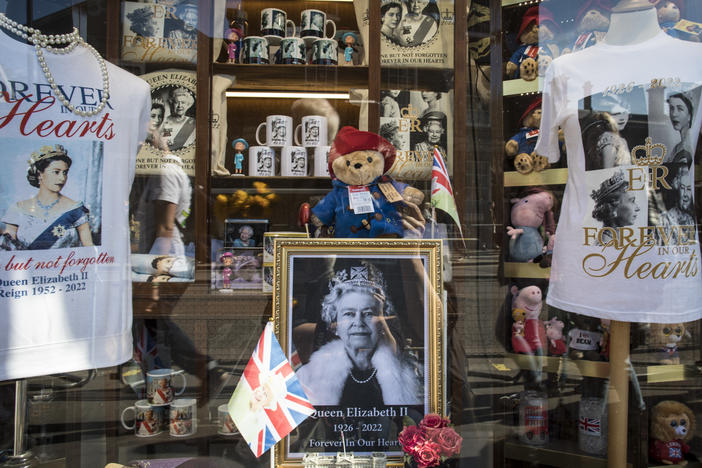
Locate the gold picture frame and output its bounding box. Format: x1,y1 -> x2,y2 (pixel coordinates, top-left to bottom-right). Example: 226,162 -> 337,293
272,238 -> 444,467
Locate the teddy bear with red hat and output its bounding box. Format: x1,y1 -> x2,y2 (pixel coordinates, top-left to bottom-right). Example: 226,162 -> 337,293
562,0 -> 612,54
506,6 -> 560,81
310,126 -> 424,238
505,98 -> 551,174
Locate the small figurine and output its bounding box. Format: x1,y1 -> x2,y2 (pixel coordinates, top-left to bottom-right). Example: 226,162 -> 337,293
545,317 -> 566,356
649,323 -> 686,365
563,0 -> 611,54
219,251 -> 234,289
224,27 -> 245,63
506,187 -> 556,263
228,138 -> 248,175
339,31 -> 361,66
650,401 -> 695,466
310,126 -> 424,238
506,6 -> 559,81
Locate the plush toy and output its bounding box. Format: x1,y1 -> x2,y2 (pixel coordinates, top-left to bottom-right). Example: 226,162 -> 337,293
506,6 -> 560,81
657,0 -> 701,42
219,251 -> 234,289
310,127 -> 424,238
563,0 -> 612,54
510,285 -> 546,354
650,400 -> 695,466
649,323 -> 686,365
567,314 -> 603,361
506,188 -> 556,263
545,317 -> 566,356
505,98 -> 550,175
511,307 -> 529,353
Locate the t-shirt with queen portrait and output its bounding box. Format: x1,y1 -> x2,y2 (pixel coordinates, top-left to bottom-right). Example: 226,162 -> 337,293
534,31 -> 702,323
0,28 -> 150,380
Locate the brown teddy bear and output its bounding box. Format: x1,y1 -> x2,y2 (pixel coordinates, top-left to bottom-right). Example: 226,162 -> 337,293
562,0 -> 612,55
505,98 -> 550,174
658,0 -> 700,42
310,126 -> 424,238
649,323 -> 687,365
650,400 -> 695,466
506,6 -> 560,81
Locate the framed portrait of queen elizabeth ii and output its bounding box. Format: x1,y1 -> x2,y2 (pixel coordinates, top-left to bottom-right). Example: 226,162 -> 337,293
272,238 -> 444,466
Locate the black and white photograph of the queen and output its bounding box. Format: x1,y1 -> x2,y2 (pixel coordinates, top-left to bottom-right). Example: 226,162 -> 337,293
287,254 -> 429,457
295,260 -> 423,406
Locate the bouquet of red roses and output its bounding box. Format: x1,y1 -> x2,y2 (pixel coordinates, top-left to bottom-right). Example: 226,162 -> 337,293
398,414 -> 462,468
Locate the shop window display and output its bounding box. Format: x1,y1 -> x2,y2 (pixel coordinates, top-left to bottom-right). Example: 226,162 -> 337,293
0,0 -> 700,467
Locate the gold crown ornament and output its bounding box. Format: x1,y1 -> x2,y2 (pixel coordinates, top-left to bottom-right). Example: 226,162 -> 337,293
631,137 -> 666,166
590,170 -> 628,203
28,144 -> 67,166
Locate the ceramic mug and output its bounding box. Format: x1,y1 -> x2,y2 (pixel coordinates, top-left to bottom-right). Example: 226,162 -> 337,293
121,400 -> 164,437
279,37 -> 306,64
313,145 -> 331,177
300,9 -> 336,39
281,146 -> 308,177
169,398 -> 197,437
294,115 -> 328,147
248,146 -> 275,176
310,38 -> 337,65
260,8 -> 294,43
218,404 -> 238,435
256,115 -> 293,147
241,36 -> 269,64
146,368 -> 186,406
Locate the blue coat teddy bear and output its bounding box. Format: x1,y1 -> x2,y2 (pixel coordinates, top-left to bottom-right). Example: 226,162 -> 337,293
310,126 -> 424,238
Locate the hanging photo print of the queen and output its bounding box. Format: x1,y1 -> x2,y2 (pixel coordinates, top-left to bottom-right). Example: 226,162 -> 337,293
0,140 -> 103,251
273,239 -> 443,464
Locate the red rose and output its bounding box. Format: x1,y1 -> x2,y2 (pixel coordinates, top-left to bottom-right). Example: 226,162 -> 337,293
413,440 -> 442,468
398,425 -> 426,455
419,413 -> 448,436
431,426 -> 462,457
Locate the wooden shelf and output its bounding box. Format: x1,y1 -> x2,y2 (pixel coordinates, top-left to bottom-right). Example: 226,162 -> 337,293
504,168 -> 568,187
504,262 -> 550,278
504,353 -> 610,379
213,64 -> 369,92
212,64 -> 455,93
210,176 -> 332,191
504,440 -> 610,468
503,77 -> 543,97
501,0 -> 545,6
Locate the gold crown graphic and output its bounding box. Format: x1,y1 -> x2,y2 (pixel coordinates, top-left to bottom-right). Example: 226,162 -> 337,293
329,262 -> 386,300
590,170 -> 627,203
631,137 -> 666,167
28,144 -> 67,166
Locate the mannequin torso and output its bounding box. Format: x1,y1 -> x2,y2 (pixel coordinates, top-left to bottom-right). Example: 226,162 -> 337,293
604,4 -> 661,45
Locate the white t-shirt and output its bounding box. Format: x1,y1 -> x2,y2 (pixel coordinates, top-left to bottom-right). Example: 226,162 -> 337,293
0,28 -> 150,380
535,32 -> 702,323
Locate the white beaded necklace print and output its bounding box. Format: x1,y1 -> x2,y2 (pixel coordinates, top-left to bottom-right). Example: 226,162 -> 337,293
0,12 -> 110,117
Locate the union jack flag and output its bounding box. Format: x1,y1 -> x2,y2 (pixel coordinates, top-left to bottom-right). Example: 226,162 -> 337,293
431,147 -> 463,238
134,322 -> 162,370
229,322 -> 315,458
579,416 -> 601,434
